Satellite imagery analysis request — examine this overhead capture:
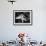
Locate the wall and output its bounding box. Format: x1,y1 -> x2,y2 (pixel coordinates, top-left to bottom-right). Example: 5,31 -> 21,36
0,0 -> 46,42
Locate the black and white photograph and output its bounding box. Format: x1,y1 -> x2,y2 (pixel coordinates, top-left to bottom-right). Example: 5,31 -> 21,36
13,10 -> 32,25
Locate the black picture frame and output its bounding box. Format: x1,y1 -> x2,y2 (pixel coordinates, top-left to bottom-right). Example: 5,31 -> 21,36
13,10 -> 33,26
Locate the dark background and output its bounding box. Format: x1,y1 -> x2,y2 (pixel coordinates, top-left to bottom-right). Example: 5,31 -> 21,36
15,12 -> 30,23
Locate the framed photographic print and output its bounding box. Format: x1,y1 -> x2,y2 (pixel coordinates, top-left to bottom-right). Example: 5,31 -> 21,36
13,10 -> 32,25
